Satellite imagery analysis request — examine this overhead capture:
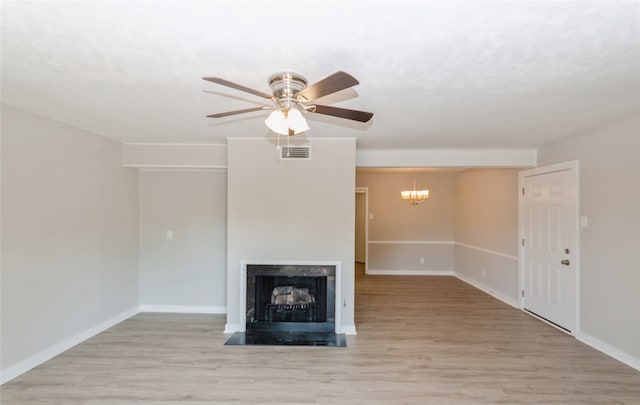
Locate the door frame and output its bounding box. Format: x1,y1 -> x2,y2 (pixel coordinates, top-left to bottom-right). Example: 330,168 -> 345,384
518,160 -> 580,334
355,187 -> 369,274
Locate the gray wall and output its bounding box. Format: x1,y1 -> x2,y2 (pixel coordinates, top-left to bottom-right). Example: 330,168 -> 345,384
356,172 -> 456,274
138,170 -> 227,311
538,115 -> 640,360
226,138 -> 356,333
454,168 -> 520,305
1,105 -> 139,376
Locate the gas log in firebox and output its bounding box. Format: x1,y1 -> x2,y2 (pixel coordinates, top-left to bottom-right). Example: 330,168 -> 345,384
245,264 -> 336,333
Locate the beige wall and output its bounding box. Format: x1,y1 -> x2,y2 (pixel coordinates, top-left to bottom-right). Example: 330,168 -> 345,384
138,170 -> 227,310
538,115 -> 640,361
356,172 -> 456,273
1,105 -> 139,377
226,138 -> 356,333
454,168 -> 520,305
358,172 -> 455,241
455,169 -> 520,255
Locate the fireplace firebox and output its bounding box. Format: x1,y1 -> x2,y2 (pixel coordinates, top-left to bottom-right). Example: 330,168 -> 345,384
246,264 -> 336,333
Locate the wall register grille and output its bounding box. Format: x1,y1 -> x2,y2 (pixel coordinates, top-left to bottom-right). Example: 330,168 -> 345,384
280,146 -> 310,160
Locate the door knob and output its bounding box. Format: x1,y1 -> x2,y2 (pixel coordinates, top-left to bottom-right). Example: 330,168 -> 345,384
561,259 -> 570,266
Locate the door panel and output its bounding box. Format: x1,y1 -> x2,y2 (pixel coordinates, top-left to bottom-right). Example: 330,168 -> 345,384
522,166 -> 577,331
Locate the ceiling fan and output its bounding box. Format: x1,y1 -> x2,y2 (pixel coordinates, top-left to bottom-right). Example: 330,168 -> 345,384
202,71 -> 374,136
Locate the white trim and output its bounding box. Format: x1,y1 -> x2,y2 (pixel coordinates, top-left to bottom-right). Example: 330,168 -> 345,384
367,241 -> 515,261
123,142 -> 227,147
356,148 -> 537,168
519,160 -> 575,177
224,323 -> 242,334
455,242 -> 518,261
366,269 -> 454,276
368,240 -> 455,245
454,272 -> 519,308
338,325 -> 357,335
240,260 -> 342,333
518,170 -> 525,310
139,305 -> 226,314
575,331 -> 640,371
227,137 -> 357,141
0,307 -> 139,385
125,164 -> 227,170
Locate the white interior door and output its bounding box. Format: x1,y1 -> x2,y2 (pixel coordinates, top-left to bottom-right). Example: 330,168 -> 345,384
521,162 -> 578,332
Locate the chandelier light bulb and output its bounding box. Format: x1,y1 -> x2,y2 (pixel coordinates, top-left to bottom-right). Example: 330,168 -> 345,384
401,171 -> 430,205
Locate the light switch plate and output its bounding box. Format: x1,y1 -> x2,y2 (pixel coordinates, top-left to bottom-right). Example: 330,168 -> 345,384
580,216 -> 588,228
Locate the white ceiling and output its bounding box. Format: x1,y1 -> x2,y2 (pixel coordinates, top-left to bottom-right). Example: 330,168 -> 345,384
2,1 -> 638,150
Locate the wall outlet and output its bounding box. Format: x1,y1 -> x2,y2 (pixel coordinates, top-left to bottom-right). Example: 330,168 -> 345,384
419,257 -> 425,264
166,230 -> 173,240
369,213 -> 374,220
482,268 -> 486,277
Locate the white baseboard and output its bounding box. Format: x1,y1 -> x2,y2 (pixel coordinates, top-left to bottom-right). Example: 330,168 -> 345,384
224,323 -> 242,334
139,305 -> 226,314
575,331 -> 640,371
454,272 -> 519,308
366,269 -> 454,276
0,307 -> 139,385
338,324 -> 357,335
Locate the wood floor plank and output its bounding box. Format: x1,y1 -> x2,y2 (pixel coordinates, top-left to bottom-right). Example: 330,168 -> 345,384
2,265 -> 639,403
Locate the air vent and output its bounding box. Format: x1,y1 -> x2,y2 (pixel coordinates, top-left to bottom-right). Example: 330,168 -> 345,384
280,146 -> 310,160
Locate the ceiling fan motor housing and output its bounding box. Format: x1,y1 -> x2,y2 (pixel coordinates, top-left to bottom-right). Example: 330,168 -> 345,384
268,72 -> 308,108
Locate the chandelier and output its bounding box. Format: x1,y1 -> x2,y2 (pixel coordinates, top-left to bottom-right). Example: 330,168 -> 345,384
401,171 -> 429,205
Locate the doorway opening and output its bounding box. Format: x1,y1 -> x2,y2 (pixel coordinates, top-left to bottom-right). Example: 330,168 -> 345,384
355,187 -> 368,276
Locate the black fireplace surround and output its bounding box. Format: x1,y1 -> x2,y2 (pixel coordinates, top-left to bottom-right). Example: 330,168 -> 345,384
246,264 -> 336,333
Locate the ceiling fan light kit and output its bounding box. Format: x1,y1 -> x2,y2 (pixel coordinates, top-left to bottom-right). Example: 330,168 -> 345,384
203,70 -> 373,136
264,108 -> 310,136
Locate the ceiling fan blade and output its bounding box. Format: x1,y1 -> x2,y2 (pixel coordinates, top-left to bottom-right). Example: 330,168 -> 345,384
206,106 -> 270,118
202,77 -> 274,100
310,104 -> 374,123
296,71 -> 359,102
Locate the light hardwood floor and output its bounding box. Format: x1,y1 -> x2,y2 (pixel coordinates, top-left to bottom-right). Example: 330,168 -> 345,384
2,265 -> 639,404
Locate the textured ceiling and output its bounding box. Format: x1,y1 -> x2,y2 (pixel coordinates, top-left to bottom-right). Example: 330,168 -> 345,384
1,1 -> 639,150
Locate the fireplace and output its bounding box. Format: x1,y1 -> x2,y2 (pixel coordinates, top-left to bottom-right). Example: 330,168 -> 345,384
245,264 -> 336,333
